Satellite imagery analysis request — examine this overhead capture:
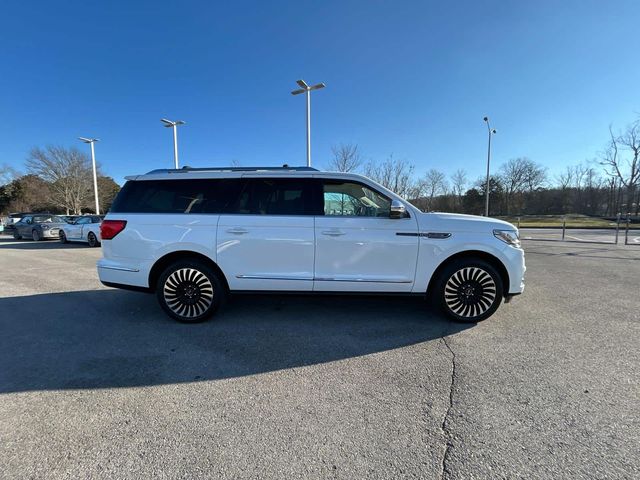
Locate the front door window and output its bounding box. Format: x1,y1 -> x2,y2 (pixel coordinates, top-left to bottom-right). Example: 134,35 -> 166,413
323,181 -> 391,217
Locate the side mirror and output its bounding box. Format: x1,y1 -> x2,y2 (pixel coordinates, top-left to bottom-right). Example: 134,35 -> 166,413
389,199 -> 406,219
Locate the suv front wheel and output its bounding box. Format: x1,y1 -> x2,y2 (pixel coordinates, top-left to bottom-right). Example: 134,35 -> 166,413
156,260 -> 226,323
434,258 -> 503,323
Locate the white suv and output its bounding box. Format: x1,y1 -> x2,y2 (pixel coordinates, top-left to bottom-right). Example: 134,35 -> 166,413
98,167 -> 525,323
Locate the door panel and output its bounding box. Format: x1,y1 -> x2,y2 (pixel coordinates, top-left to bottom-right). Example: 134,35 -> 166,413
216,177 -> 319,291
17,219 -> 31,236
67,224 -> 82,239
68,218 -> 90,239
314,216 -> 419,292
217,215 -> 315,291
314,179 -> 420,292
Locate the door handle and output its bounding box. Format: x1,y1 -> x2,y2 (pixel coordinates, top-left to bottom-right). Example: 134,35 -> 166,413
226,227 -> 249,235
321,230 -> 346,237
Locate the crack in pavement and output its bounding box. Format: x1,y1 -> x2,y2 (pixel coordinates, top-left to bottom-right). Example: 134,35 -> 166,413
439,335 -> 457,480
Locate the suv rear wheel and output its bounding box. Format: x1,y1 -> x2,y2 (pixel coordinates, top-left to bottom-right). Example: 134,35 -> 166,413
434,258 -> 503,323
156,260 -> 225,323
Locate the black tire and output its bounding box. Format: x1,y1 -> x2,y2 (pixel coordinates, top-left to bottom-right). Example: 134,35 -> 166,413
87,232 -> 99,247
32,229 -> 41,242
13,231 -> 22,240
433,258 -> 503,323
59,231 -> 68,244
156,260 -> 226,323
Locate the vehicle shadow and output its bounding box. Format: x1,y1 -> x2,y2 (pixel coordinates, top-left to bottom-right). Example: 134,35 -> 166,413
0,237 -> 89,250
0,289 -> 472,393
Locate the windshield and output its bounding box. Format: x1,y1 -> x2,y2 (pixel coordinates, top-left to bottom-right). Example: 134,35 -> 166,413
33,215 -> 64,223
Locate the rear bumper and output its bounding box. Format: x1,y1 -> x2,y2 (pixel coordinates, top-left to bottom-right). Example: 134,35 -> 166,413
97,258 -> 150,289
100,280 -> 152,293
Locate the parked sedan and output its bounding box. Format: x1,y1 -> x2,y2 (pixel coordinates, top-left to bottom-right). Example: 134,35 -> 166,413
60,215 -> 103,247
13,214 -> 67,241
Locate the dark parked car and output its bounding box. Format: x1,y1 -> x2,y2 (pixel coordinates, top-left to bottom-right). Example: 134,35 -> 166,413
12,214 -> 68,241
3,212 -> 31,235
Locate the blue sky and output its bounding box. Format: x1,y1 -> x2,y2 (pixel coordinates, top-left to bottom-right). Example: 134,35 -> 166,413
1,0 -> 639,185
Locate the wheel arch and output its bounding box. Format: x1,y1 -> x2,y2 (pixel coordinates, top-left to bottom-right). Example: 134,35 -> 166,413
148,251 -> 230,293
426,250 -> 510,297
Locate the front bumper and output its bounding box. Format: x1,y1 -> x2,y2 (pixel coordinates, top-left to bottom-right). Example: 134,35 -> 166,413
506,247 -> 526,295
41,228 -> 61,238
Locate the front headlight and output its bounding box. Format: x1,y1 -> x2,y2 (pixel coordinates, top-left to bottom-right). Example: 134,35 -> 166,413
493,229 -> 521,248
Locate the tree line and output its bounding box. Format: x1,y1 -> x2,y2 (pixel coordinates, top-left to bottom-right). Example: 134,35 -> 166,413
1,115 -> 638,217
0,146 -> 120,215
327,115 -> 640,217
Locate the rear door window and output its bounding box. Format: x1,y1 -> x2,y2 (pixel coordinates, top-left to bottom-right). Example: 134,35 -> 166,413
230,178 -> 321,216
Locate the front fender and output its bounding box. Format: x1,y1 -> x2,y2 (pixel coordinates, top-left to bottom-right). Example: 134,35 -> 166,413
412,232 -> 511,293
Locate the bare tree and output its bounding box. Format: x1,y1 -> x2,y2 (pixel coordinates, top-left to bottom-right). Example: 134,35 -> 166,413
450,169 -> 467,211
524,162 -> 547,192
327,144 -> 362,172
601,119 -> 640,214
557,166 -> 574,190
499,157 -> 546,214
451,169 -> 467,197
421,169 -> 448,211
26,146 -> 95,214
0,164 -> 19,186
363,155 -> 415,198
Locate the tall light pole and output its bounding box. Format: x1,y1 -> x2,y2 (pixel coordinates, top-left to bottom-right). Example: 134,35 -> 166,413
78,137 -> 100,215
291,79 -> 325,167
483,116 -> 497,217
161,118 -> 186,169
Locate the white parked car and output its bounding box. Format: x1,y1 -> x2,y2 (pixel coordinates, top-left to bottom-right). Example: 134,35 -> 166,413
98,167 -> 525,323
60,215 -> 103,247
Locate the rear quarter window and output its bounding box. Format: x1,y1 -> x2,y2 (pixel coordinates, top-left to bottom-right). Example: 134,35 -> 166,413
110,179 -> 244,214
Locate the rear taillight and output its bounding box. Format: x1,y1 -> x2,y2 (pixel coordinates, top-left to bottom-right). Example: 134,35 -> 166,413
100,220 -> 127,240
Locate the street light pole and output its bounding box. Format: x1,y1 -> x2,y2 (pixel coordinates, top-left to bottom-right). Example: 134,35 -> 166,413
161,118 -> 186,169
291,79 -> 325,167
78,137 -> 100,214
306,88 -> 311,166
483,116 -> 497,217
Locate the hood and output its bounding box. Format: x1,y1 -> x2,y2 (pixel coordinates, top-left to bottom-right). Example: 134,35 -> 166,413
418,212 -> 516,233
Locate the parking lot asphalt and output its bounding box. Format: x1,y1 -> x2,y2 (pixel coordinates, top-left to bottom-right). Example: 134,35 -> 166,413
0,236 -> 638,479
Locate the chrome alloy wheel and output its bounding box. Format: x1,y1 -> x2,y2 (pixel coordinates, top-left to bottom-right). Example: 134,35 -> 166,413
163,268 -> 214,319
444,267 -> 497,319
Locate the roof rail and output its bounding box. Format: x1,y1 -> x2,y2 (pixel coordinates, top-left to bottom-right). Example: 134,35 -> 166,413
145,165 -> 319,175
